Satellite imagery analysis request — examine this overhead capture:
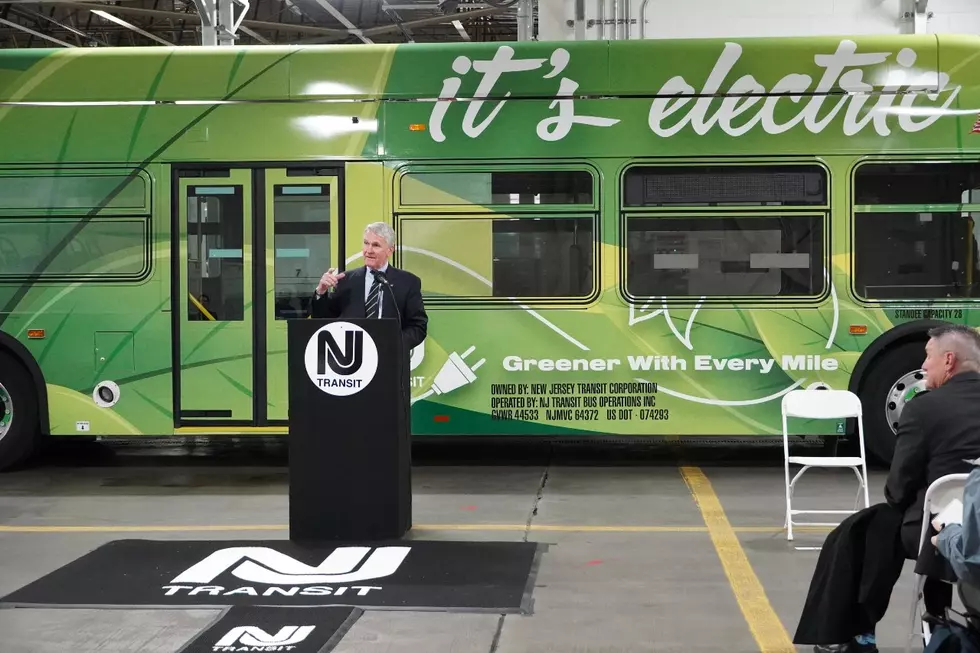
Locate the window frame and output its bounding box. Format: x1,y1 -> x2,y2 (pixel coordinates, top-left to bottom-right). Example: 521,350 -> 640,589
619,159 -> 832,307
0,166 -> 153,284
849,157 -> 980,306
393,161 -> 602,308
623,211 -> 828,301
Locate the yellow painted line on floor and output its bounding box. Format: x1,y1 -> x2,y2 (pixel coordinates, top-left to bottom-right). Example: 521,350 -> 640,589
0,523 -> 834,534
680,466 -> 795,653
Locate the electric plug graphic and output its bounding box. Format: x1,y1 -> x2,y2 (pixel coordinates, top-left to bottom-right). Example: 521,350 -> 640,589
429,345 -> 485,396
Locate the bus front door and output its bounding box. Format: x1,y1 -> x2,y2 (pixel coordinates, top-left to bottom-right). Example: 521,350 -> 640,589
261,169 -> 340,424
173,166 -> 341,429
175,169 -> 256,425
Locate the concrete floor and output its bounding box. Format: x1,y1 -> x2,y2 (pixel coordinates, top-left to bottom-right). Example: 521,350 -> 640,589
0,444 -> 935,652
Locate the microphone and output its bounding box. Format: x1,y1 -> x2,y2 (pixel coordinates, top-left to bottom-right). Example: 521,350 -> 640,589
373,269 -> 402,326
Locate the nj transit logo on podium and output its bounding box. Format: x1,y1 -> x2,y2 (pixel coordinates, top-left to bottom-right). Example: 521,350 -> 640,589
304,322 -> 378,396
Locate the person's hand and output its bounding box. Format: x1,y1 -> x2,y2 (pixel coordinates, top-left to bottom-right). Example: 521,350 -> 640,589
932,516 -> 945,532
317,268 -> 345,295
932,534 -> 939,547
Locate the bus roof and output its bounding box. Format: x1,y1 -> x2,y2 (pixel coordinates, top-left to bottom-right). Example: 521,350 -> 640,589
0,34 -> 977,161
0,34 -> 976,102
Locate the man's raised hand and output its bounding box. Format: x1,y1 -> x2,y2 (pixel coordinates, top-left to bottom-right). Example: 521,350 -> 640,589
317,268 -> 345,295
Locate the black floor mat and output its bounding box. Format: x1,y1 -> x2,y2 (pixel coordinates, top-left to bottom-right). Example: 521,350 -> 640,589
0,539 -> 543,613
176,605 -> 362,653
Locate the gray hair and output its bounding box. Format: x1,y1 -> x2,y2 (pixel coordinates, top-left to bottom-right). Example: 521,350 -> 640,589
364,222 -> 396,248
928,324 -> 980,369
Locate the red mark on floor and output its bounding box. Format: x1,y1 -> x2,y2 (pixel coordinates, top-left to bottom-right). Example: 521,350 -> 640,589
586,559 -> 603,566
462,505 -> 477,511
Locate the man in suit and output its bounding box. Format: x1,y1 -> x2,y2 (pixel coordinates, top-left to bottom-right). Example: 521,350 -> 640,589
794,323 -> 980,653
311,222 -> 427,353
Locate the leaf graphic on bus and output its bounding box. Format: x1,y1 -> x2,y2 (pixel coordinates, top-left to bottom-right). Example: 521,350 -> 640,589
750,307 -> 851,388
46,385 -> 141,436
629,297 -> 703,350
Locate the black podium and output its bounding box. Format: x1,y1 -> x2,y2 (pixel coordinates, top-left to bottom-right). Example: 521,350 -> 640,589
287,318 -> 411,541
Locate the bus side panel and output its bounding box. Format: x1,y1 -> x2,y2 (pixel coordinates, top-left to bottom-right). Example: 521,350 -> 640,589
0,164 -> 174,437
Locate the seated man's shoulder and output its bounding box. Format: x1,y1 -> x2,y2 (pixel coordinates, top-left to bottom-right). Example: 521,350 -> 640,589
900,387 -> 936,419
900,381 -> 974,424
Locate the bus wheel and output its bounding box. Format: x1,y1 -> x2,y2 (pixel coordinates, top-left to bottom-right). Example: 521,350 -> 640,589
0,350 -> 39,472
858,341 -> 928,467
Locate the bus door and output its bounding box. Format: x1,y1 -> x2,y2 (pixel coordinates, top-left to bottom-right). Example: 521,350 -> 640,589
261,168 -> 340,423
173,166 -> 341,428
175,169 -> 256,424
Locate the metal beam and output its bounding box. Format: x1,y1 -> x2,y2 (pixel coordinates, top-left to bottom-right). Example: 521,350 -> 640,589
305,0 -> 372,43
0,1 -> 509,45
362,5 -> 503,34
516,0 -> 531,40
451,17 -> 468,39
293,5 -> 507,44
90,8 -> 174,44
191,0 -> 217,44
12,6 -> 105,44
32,2 -> 349,37
381,2 -> 415,43
238,23 -> 271,43
0,14 -> 73,45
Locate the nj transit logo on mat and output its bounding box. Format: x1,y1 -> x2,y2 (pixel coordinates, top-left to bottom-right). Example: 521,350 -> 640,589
163,546 -> 411,600
213,625 -> 315,651
304,322 -> 378,397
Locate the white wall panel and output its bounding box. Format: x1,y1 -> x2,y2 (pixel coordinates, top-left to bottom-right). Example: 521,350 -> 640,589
539,0 -> 980,42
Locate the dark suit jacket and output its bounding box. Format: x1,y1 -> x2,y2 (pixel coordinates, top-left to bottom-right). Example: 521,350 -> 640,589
793,502 -> 906,644
885,370 -> 980,558
310,265 -> 428,352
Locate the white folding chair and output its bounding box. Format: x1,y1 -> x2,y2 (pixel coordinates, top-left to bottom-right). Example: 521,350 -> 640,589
782,389 -> 871,541
906,473 -> 970,653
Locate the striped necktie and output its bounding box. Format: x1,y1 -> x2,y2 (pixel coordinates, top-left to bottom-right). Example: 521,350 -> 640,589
365,271 -> 381,319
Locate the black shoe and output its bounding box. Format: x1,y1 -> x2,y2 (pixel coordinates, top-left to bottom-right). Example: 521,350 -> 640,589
813,641 -> 878,653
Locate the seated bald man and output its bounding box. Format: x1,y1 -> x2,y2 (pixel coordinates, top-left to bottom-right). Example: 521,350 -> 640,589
794,323 -> 980,653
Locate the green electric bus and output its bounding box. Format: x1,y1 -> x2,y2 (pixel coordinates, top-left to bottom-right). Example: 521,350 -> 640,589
1,33 -> 979,470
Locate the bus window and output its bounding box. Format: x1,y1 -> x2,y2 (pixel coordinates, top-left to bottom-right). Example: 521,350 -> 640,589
400,170 -> 594,206
620,162 -> 829,300
855,162 -> 980,205
854,212 -> 979,300
0,168 -> 150,283
853,162 -> 980,300
399,216 -> 595,299
492,217 -> 594,297
0,173 -> 146,212
625,215 -> 824,297
272,185 -> 331,320
623,164 -> 827,207
0,219 -> 146,281
186,188 -> 244,322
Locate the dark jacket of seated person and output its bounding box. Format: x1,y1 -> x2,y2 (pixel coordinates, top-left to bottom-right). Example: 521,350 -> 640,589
795,324 -> 980,653
886,369 -> 980,561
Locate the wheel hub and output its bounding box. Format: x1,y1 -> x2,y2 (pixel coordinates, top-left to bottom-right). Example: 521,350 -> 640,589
0,382 -> 11,443
885,369 -> 927,434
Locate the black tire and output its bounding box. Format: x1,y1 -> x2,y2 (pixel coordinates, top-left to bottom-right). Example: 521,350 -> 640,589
0,350 -> 40,472
857,340 -> 928,467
